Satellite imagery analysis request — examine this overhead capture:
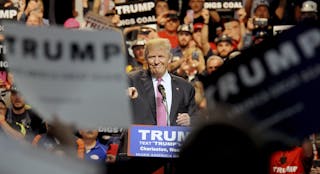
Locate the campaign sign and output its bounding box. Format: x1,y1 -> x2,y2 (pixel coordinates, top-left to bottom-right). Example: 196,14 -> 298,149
0,7 -> 16,71
204,0 -> 243,11
3,22 -> 132,129
200,22 -> 320,140
84,11 -> 120,31
273,25 -> 295,36
0,7 -> 18,20
0,44 -> 8,71
128,125 -> 191,158
115,0 -> 156,27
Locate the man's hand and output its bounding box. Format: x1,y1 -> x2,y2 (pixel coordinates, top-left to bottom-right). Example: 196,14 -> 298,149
25,0 -> 39,15
237,8 -> 247,23
201,9 -> 210,24
112,14 -> 121,26
157,11 -> 169,26
106,154 -> 117,163
127,87 -> 138,99
0,114 -> 5,122
176,113 -> 190,126
311,167 -> 320,174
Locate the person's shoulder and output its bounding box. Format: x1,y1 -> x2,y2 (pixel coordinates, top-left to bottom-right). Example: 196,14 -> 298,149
171,73 -> 185,80
93,141 -> 108,155
171,46 -> 181,53
128,69 -> 148,79
157,30 -> 167,36
97,141 -> 108,150
26,109 -> 43,119
171,74 -> 193,87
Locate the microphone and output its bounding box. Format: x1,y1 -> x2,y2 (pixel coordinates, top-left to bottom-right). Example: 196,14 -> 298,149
157,84 -> 166,102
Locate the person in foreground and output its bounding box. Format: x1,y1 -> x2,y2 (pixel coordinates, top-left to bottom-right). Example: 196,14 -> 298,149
127,38 -> 198,127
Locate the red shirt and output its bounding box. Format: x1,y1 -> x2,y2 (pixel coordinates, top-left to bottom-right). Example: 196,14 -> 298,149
158,31 -> 178,48
269,147 -> 305,174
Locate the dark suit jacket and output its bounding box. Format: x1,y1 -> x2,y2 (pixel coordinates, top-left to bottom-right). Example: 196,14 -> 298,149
128,69 -> 198,126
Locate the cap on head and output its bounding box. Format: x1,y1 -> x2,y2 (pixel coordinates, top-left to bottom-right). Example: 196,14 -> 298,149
214,34 -> 232,44
253,0 -> 270,12
139,24 -> 157,35
193,23 -> 204,31
177,24 -> 193,34
132,39 -> 146,49
10,84 -> 19,93
301,0 -> 318,12
167,13 -> 179,20
64,18 -> 80,29
140,24 -> 157,32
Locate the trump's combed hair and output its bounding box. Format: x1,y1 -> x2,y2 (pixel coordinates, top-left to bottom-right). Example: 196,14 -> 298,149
144,38 -> 172,59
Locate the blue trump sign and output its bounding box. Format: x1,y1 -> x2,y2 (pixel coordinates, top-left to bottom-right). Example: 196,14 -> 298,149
128,125 -> 191,158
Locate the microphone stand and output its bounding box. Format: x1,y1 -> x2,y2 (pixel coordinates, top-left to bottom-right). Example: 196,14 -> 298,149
162,97 -> 170,126
162,97 -> 172,174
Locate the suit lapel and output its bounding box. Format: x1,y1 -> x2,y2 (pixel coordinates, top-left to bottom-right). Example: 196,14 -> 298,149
170,75 -> 180,125
141,71 -> 156,120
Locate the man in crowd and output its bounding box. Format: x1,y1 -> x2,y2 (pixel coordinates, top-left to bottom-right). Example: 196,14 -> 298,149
0,99 -> 24,140
157,11 -> 180,48
184,0 -> 220,42
169,24 -> 194,73
1,85 -> 45,141
76,129 -> 109,163
127,38 -> 197,126
300,0 -> 319,22
223,18 -> 243,50
126,39 -> 147,73
269,138 -> 314,174
137,25 -> 159,41
214,34 -> 235,62
206,55 -> 224,75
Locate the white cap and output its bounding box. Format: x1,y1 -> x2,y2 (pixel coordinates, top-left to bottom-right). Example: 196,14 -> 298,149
140,24 -> 157,31
177,24 -> 193,33
301,0 -> 318,12
132,39 -> 146,48
254,0 -> 270,11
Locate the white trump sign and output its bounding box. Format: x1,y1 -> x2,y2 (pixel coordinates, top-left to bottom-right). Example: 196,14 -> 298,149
4,22 -> 131,129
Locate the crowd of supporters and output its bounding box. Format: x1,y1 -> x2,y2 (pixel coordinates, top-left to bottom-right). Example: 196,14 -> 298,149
0,0 -> 319,173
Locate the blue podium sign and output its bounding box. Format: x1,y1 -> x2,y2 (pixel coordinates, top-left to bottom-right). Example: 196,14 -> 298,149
128,125 -> 191,158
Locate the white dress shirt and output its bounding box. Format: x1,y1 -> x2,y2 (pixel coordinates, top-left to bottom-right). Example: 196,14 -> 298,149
152,71 -> 172,119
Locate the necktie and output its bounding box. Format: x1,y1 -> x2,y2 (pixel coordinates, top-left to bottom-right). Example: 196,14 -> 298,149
156,78 -> 167,126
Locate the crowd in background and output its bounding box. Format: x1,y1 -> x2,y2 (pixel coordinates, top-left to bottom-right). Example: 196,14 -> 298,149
0,0 -> 319,173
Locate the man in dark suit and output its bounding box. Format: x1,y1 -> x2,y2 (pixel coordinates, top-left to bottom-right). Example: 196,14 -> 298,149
109,38 -> 197,174
127,38 -> 197,126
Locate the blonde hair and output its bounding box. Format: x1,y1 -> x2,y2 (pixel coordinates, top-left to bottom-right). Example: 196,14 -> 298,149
206,55 -> 223,64
184,47 -> 203,59
183,47 -> 206,74
144,38 -> 172,59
